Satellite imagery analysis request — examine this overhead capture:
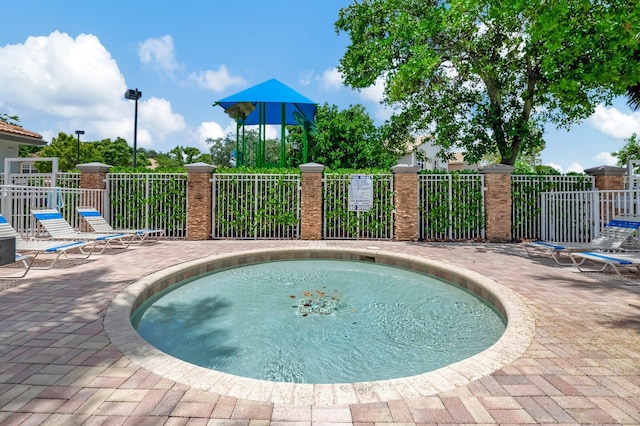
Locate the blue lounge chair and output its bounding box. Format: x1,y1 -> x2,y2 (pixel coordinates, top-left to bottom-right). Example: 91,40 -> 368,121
522,216 -> 640,264
569,251 -> 640,284
0,213 -> 97,269
77,206 -> 164,243
31,209 -> 134,254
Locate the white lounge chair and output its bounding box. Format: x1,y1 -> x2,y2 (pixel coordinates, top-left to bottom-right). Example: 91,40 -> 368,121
569,251 -> 640,284
31,209 -> 134,254
77,206 -> 165,243
0,213 -> 97,269
522,215 -> 640,264
0,254 -> 35,278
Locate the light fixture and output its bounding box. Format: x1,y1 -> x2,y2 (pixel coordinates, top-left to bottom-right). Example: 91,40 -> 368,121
75,130 -> 85,164
124,88 -> 142,167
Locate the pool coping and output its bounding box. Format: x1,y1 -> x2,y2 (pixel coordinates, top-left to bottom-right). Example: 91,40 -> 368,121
104,246 -> 535,405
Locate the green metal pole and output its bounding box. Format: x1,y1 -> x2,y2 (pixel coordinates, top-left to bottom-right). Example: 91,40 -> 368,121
303,127 -> 308,164
280,103 -> 286,167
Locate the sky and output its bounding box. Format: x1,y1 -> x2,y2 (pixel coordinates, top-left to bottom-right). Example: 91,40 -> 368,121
1,1 -> 640,173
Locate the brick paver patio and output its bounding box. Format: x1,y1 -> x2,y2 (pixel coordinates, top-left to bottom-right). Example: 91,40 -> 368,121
0,240 -> 638,425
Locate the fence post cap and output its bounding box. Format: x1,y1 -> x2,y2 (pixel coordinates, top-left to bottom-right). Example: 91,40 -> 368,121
299,162 -> 324,173
77,162 -> 112,173
584,165 -> 626,176
479,164 -> 514,174
391,164 -> 420,174
185,163 -> 215,173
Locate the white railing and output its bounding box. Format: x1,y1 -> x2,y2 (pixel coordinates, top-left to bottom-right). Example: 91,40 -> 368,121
212,174 -> 300,239
540,189 -> 640,242
512,174 -> 594,240
106,173 -> 187,239
418,174 -> 485,240
323,174 -> 394,239
0,185 -> 105,239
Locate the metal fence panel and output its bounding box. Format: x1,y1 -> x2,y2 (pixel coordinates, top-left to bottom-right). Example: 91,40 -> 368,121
541,189 -> 640,243
0,185 -> 104,239
212,174 -> 300,239
512,174 -> 594,240
418,174 -> 485,240
106,173 -> 187,239
323,174 -> 393,240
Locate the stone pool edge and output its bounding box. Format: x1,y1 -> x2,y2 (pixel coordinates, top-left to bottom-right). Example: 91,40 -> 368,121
104,246 -> 535,406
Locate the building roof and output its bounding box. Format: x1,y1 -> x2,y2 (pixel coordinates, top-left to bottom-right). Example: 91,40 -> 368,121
0,121 -> 47,145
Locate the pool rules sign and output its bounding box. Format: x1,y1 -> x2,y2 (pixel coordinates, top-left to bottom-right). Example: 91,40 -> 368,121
348,174 -> 373,211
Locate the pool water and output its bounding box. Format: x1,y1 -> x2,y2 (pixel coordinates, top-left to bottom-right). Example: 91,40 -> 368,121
132,259 -> 506,384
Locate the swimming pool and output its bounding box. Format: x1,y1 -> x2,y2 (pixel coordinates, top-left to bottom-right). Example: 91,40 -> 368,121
132,259 -> 506,384
105,247 -> 534,404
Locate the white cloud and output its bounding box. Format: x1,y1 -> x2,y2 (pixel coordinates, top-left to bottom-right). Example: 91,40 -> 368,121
299,70 -> 314,86
0,31 -> 188,150
138,35 -> 182,76
588,104 -> 640,139
320,68 -> 343,90
593,151 -> 617,166
139,97 -> 186,140
0,31 -> 126,120
189,65 -> 246,92
545,162 -> 564,173
566,162 -> 584,174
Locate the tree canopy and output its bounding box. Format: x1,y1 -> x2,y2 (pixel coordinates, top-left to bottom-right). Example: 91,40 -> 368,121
288,103 -> 400,169
336,0 -> 640,166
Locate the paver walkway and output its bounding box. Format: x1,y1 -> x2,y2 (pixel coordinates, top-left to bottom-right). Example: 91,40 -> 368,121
0,240 -> 638,425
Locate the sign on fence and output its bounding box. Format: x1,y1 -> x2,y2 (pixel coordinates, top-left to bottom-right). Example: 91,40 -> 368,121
348,174 -> 373,211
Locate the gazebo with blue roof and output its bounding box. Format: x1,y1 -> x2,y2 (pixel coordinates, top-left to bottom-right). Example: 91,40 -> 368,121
214,78 -> 317,168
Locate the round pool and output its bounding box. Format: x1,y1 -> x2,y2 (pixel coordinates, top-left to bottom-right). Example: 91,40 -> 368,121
131,259 -> 506,384
104,248 -> 534,404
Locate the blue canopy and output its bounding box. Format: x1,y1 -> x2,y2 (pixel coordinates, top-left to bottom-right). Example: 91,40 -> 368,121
214,78 -> 317,126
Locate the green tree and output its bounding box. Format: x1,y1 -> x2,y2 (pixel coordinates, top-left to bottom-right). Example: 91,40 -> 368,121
612,133 -> 640,170
1,113 -> 20,126
37,133 -> 147,171
207,130 -> 280,168
288,103 -> 398,169
206,134 -> 236,167
336,0 -> 640,166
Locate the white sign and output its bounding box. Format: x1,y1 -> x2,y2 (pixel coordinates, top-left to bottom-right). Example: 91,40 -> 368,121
348,174 -> 373,211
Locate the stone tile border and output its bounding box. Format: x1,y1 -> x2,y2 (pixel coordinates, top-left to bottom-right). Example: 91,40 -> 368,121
104,246 -> 535,405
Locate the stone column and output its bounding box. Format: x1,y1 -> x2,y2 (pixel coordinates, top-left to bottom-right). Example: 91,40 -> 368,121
584,165 -> 626,219
391,164 -> 420,241
300,162 -> 324,240
480,164 -> 514,242
186,163 -> 215,240
584,165 -> 626,190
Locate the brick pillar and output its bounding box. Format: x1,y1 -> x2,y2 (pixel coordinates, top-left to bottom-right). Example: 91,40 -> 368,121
300,162 -> 324,240
186,163 -> 215,240
480,164 -> 514,242
78,162 -> 110,191
391,164 -> 419,241
584,165 -> 626,190
585,165 -> 626,218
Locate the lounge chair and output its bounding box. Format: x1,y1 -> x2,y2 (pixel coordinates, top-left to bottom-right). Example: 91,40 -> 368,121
522,215 -> 640,264
569,251 -> 640,284
31,209 -> 134,254
0,254 -> 35,278
0,213 -> 97,268
77,206 -> 165,243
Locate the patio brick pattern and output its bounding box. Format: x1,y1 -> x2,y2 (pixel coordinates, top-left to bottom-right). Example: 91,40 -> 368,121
0,240 -> 638,424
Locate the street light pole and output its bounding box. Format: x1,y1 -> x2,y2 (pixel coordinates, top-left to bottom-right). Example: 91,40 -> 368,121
124,88 -> 142,168
75,130 -> 84,165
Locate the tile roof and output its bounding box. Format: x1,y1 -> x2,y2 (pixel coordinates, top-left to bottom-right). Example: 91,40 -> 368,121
0,121 -> 46,146
0,121 -> 43,139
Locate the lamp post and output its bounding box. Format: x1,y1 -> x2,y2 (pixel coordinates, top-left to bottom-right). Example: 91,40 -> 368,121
124,88 -> 142,168
75,130 -> 84,164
